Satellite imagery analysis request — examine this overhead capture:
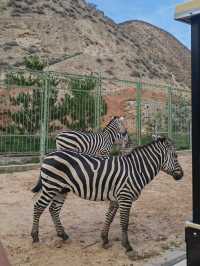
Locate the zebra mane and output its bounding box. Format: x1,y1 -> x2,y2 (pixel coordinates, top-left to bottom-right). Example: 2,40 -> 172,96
103,116 -> 120,132
128,137 -> 170,154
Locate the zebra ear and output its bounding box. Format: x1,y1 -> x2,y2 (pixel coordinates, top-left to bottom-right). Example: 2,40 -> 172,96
119,116 -> 124,121
111,116 -> 119,120
152,134 -> 161,141
122,129 -> 127,136
165,137 -> 175,147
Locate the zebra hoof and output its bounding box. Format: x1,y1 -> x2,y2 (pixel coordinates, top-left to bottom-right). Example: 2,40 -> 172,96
32,236 -> 39,243
102,242 -> 112,249
31,232 -> 39,243
54,240 -> 63,248
57,232 -> 69,241
126,250 -> 136,260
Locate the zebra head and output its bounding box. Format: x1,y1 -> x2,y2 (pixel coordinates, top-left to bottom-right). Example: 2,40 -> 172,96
156,137 -> 184,181
104,116 -> 126,134
115,130 -> 129,148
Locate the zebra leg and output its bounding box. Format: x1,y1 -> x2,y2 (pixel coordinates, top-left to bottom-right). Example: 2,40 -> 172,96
49,191 -> 69,241
119,201 -> 135,258
101,201 -> 119,249
31,189 -> 56,243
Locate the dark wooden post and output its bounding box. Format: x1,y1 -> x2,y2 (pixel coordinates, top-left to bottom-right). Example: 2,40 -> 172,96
191,15 -> 200,225
175,2 -> 200,265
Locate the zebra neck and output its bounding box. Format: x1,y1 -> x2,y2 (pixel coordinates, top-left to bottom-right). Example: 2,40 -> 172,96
129,142 -> 164,184
103,127 -> 117,143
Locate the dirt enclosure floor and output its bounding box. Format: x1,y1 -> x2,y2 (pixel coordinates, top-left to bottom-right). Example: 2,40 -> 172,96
0,152 -> 192,266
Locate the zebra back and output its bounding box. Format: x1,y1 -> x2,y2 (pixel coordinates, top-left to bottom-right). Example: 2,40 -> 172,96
56,116 -> 127,156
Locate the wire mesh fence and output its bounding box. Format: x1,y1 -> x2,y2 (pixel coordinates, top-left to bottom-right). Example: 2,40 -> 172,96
0,68 -> 103,156
0,68 -> 191,159
101,77 -> 191,150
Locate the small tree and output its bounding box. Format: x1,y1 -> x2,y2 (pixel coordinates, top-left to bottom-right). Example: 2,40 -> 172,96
8,56 -> 59,134
24,55 -> 47,71
7,55 -> 107,134
59,77 -> 107,130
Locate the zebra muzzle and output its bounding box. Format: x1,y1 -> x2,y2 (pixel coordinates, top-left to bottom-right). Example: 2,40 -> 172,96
173,170 -> 184,180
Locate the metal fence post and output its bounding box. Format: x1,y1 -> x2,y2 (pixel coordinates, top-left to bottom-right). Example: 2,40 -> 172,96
136,80 -> 142,145
98,73 -> 102,130
95,73 -> 101,131
94,77 -> 97,131
45,74 -> 50,153
168,86 -> 173,139
40,75 -> 49,163
190,121 -> 192,150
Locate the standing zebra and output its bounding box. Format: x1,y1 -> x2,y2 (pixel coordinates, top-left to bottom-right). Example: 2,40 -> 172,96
56,116 -> 128,156
31,137 -> 183,258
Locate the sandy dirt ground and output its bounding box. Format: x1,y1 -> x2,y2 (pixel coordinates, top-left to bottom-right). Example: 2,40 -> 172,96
0,152 -> 192,266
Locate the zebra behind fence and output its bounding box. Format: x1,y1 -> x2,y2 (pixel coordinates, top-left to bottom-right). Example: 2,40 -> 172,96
31,136 -> 183,259
56,116 -> 128,156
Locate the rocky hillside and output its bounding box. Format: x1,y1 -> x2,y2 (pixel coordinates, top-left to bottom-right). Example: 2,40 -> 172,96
0,0 -> 191,87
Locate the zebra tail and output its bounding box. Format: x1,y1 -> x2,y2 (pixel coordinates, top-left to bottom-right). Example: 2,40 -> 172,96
31,174 -> 42,193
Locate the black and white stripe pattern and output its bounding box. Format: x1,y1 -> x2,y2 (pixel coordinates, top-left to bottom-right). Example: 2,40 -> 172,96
56,116 -> 128,156
31,137 -> 183,258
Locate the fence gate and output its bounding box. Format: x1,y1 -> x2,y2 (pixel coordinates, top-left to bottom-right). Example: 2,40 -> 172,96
135,80 -> 191,149
0,70 -> 44,155
101,78 -> 191,150
138,81 -> 170,144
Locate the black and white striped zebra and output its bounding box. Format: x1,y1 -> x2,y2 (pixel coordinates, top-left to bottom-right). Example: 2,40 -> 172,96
31,136 -> 183,258
56,116 -> 128,156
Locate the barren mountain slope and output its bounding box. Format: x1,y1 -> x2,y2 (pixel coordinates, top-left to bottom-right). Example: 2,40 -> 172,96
0,0 -> 191,87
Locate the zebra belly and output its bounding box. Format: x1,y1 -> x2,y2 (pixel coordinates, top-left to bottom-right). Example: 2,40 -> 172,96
71,190 -> 116,202
66,175 -> 117,202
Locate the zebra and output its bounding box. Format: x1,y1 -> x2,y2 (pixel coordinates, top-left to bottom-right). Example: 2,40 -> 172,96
56,116 -> 128,156
31,136 -> 183,258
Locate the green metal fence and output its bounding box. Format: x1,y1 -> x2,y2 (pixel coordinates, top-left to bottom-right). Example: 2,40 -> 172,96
138,80 -> 191,149
101,77 -> 191,150
0,68 -> 103,157
0,68 -> 191,158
